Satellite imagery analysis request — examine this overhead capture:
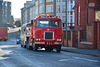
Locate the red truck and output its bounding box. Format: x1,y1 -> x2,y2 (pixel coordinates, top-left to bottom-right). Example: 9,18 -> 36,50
22,14 -> 62,52
0,28 -> 8,41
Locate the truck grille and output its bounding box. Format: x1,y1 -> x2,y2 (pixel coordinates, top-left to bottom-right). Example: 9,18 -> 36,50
44,32 -> 54,40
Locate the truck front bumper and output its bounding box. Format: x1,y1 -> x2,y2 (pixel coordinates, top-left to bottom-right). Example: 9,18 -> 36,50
35,42 -> 62,45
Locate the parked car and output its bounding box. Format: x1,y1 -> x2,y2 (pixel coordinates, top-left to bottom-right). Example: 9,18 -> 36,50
7,27 -> 11,30
17,37 -> 21,44
13,25 -> 17,28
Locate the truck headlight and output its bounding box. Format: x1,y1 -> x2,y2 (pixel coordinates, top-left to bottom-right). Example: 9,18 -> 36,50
36,39 -> 41,41
57,39 -> 61,41
36,39 -> 39,41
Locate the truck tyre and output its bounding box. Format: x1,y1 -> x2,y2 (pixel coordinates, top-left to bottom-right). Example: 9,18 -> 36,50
21,44 -> 23,47
26,43 -> 31,50
26,38 -> 31,50
23,45 -> 26,48
33,44 -> 38,51
56,45 -> 61,53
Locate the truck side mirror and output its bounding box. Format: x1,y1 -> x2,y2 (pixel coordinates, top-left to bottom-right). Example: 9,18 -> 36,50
31,20 -> 33,24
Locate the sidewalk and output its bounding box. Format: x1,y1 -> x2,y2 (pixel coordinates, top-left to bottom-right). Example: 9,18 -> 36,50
61,46 -> 100,57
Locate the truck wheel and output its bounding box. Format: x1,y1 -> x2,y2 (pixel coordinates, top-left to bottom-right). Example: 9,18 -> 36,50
33,44 -> 38,51
26,43 -> 31,50
56,45 -> 61,53
23,45 -> 26,48
21,44 -> 23,47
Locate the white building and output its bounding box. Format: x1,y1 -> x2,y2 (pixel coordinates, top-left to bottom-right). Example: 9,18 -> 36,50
56,0 -> 66,30
21,0 -> 36,25
67,0 -> 75,29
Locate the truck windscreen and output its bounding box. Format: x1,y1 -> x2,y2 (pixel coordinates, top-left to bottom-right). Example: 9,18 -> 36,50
37,20 -> 59,27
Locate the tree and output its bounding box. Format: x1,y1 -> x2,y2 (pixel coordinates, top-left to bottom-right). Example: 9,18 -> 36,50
15,20 -> 21,27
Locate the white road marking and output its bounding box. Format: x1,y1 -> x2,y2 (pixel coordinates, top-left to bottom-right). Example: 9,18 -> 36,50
0,61 -> 9,67
74,57 -> 99,63
59,59 -> 71,61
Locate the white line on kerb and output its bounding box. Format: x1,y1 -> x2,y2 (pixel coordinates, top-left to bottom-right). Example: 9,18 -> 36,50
74,57 -> 99,63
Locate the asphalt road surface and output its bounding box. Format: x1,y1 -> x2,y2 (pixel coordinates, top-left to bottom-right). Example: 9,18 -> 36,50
0,39 -> 100,67
0,27 -> 100,67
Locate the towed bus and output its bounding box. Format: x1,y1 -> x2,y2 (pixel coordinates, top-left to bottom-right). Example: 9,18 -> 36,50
20,23 -> 32,47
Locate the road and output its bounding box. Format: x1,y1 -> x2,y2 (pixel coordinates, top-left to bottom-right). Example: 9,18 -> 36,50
0,39 -> 100,67
0,27 -> 100,67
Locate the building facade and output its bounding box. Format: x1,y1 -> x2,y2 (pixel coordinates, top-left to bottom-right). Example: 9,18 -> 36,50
75,0 -> 100,30
21,0 -> 75,31
21,0 -> 36,25
56,0 -> 66,30
67,0 -> 75,30
0,0 -> 3,27
73,0 -> 100,49
0,0 -> 12,27
3,1 -> 11,27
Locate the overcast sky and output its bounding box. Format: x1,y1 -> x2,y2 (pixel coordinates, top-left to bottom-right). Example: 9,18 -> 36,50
4,0 -> 31,19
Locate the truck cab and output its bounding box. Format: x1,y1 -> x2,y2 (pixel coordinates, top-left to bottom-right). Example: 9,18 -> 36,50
27,15 -> 62,52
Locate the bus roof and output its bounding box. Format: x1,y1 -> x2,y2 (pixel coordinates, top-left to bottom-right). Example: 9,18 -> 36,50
21,23 -> 32,27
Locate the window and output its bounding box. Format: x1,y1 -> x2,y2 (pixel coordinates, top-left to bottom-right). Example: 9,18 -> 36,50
51,5 -> 53,12
97,0 -> 100,4
39,4 -> 44,14
46,0 -> 53,3
5,3 -> 7,6
63,0 -> 66,2
39,0 -> 43,4
37,20 -> 49,27
59,5 -> 60,13
95,11 -> 100,21
36,1 -> 38,6
37,20 -> 60,27
63,23 -> 66,28
46,5 -> 53,13
71,12 -> 73,15
71,0 -> 73,4
67,16 -> 69,23
46,5 -> 49,13
63,5 -> 66,12
71,5 -> 73,11
63,16 -> 66,23
36,6 -> 38,15
2,3 -> 3,6
78,6 -> 80,25
70,16 -> 73,22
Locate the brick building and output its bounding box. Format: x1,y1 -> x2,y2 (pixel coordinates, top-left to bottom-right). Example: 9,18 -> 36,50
74,0 -> 100,49
75,0 -> 100,30
63,0 -> 100,50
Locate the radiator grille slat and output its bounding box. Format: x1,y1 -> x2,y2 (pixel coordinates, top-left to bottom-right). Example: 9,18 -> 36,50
44,32 -> 53,40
